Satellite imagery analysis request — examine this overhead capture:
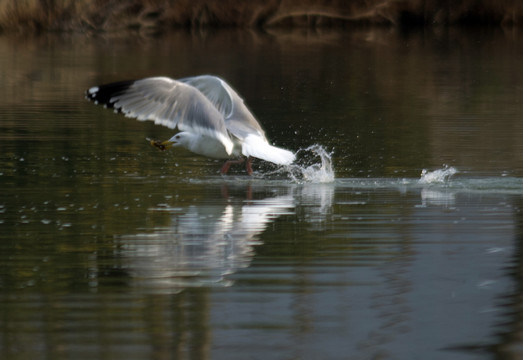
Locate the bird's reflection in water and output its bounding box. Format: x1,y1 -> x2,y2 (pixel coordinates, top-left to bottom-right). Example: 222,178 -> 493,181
296,183 -> 334,230
419,188 -> 456,208
116,185 -> 296,293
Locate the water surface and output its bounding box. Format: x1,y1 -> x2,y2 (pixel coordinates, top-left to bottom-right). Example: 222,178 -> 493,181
0,28 -> 522,360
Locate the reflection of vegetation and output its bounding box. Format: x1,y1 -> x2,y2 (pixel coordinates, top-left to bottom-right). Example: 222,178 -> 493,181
1,27 -> 522,178
1,0 -> 523,33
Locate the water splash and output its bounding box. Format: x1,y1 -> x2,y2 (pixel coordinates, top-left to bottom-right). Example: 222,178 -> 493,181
286,145 -> 335,183
419,165 -> 458,184
256,144 -> 334,183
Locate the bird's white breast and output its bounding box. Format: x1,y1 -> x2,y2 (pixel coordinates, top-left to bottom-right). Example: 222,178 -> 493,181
186,134 -> 240,159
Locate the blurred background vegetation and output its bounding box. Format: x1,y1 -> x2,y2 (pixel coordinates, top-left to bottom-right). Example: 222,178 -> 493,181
1,0 -> 522,34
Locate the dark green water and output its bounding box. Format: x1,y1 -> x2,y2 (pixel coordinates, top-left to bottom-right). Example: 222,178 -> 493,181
1,28 -> 523,359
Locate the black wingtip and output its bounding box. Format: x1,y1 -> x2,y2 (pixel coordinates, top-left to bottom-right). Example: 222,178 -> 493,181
85,80 -> 136,108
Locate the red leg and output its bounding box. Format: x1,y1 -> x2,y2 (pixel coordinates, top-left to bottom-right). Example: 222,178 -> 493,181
245,157 -> 253,175
220,158 -> 245,175
220,161 -> 231,174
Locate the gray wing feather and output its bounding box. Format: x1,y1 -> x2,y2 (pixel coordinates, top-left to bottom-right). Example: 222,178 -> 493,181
180,75 -> 266,141
110,77 -> 233,151
180,76 -> 234,118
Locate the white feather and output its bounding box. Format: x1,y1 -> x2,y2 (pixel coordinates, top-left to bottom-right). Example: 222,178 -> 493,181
241,135 -> 295,165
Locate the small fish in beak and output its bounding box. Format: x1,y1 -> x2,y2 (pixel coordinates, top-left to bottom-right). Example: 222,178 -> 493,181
147,138 -> 173,151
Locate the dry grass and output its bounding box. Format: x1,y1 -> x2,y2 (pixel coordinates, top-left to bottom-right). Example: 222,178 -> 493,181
0,0 -> 77,32
0,0 -> 522,33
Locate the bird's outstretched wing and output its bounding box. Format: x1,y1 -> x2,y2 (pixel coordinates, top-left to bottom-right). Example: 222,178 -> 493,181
86,76 -> 234,154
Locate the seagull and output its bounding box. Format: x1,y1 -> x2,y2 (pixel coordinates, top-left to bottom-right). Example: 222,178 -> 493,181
86,75 -> 295,175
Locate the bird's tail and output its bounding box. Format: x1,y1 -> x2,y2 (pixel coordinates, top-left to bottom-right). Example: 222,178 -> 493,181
242,135 -> 295,165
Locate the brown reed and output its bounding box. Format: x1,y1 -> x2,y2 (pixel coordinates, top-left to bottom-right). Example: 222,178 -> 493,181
0,0 -> 522,34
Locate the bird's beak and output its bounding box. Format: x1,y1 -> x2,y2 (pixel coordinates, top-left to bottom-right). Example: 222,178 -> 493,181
160,140 -> 175,150
149,139 -> 174,151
